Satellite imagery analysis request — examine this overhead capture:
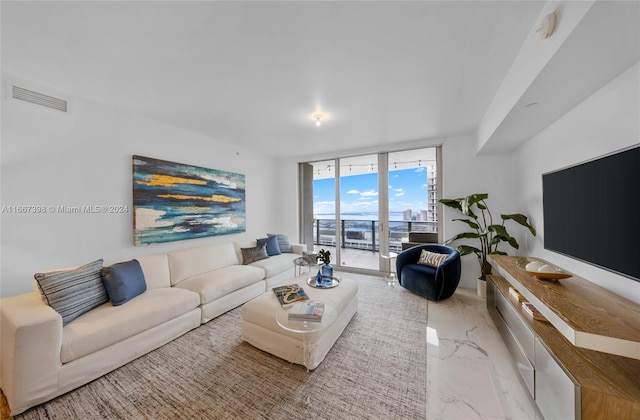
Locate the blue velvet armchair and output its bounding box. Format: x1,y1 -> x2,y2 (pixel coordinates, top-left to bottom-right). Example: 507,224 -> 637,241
396,244 -> 461,301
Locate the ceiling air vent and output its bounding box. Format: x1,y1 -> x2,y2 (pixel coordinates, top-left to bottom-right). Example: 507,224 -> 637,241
12,85 -> 68,112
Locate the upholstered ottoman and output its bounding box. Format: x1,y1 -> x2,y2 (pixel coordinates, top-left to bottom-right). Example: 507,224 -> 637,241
241,275 -> 358,370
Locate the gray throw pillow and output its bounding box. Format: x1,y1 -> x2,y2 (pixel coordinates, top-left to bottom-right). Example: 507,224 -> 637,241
241,244 -> 269,265
34,259 -> 108,326
267,233 -> 293,253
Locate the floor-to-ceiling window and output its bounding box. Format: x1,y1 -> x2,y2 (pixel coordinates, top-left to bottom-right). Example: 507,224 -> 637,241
300,146 -> 440,275
387,148 -> 439,252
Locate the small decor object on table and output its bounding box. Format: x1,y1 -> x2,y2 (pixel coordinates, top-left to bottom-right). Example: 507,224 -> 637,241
288,302 -> 325,322
515,258 -> 572,281
302,251 -> 318,264
307,276 -> 340,289
272,284 -> 309,307
317,249 -> 333,286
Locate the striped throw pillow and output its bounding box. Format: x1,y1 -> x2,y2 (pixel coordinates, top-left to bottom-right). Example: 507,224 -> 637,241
417,250 -> 448,268
267,233 -> 293,253
34,259 -> 108,326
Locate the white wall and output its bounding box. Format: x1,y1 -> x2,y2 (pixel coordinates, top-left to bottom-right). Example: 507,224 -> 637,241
514,62 -> 640,304
441,133 -> 538,289
0,73 -> 282,298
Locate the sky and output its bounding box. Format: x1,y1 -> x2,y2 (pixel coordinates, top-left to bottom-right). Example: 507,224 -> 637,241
313,167 -> 429,216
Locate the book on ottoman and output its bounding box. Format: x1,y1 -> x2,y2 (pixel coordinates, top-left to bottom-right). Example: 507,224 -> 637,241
288,302 -> 325,322
272,284 -> 309,307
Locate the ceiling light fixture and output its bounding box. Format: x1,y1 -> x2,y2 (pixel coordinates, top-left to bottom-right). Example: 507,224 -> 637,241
310,108 -> 329,127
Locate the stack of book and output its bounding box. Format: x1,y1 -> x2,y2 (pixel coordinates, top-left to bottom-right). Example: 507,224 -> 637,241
508,286 -> 525,302
521,302 -> 546,321
272,284 -> 309,307
288,302 -> 325,322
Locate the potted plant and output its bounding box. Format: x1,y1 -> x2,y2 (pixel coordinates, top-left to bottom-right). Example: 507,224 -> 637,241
316,249 -> 333,284
439,193 -> 536,297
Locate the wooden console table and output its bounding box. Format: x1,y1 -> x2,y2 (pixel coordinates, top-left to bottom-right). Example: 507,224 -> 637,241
487,255 -> 640,420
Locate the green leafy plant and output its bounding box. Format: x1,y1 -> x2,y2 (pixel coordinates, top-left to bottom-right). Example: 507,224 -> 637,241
439,193 -> 536,281
317,249 -> 331,265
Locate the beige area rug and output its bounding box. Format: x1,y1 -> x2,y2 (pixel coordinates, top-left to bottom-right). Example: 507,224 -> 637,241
8,274 -> 427,420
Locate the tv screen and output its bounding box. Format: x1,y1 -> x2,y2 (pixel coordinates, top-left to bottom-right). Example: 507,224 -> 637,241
542,145 -> 640,282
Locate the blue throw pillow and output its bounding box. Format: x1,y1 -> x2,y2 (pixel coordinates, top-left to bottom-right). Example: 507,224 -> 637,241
257,236 -> 281,256
101,259 -> 147,306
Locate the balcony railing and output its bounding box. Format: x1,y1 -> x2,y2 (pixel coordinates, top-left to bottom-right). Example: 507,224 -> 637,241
313,218 -> 437,254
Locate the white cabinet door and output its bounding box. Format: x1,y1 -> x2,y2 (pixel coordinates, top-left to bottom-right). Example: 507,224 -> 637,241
535,337 -> 580,420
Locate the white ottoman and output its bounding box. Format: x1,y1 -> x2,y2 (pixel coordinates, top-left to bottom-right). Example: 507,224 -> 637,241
241,275 -> 358,370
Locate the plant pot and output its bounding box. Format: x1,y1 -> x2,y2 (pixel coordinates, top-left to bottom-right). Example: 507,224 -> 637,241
477,278 -> 487,298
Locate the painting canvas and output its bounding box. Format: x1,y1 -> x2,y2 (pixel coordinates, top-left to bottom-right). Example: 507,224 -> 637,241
133,155 -> 245,245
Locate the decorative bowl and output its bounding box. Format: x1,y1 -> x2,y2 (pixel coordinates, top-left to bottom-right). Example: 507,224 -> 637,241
515,258 -> 572,281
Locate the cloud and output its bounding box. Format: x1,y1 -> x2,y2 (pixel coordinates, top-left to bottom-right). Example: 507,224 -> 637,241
415,167 -> 426,173
360,190 -> 378,197
346,189 -> 360,194
395,188 -> 404,193
395,192 -> 405,197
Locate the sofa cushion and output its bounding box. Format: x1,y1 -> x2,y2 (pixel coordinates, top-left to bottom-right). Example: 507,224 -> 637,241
168,243 -> 239,286
241,244 -> 269,265
136,253 -> 171,289
249,253 -> 299,278
267,233 -> 293,253
173,265 -> 264,305
101,260 -> 147,306
61,287 -> 199,363
34,259 -> 108,326
257,235 -> 281,256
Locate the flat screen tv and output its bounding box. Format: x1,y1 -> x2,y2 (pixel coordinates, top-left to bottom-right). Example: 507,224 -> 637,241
542,144 -> 640,282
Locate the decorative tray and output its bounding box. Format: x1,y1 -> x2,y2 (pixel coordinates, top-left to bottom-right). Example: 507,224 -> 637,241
515,258 -> 572,281
306,276 -> 341,289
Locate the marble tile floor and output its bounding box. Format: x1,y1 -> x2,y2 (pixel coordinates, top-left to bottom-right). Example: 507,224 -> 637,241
426,287 -> 544,420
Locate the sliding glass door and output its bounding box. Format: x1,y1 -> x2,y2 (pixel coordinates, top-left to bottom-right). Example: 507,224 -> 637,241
301,146 -> 440,275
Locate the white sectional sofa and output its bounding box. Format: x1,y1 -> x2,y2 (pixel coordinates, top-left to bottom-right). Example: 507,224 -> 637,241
0,240 -> 305,415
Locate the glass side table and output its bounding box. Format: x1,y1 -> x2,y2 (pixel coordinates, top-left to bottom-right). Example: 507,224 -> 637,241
381,252 -> 398,286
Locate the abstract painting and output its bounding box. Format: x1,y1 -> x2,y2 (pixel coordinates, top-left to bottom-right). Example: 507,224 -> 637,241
132,155 -> 245,245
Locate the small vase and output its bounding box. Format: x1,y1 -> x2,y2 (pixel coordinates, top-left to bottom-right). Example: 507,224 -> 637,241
321,263 -> 333,285
316,270 -> 322,286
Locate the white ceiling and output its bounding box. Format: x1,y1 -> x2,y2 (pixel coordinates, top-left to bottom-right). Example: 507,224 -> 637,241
1,1 -> 545,159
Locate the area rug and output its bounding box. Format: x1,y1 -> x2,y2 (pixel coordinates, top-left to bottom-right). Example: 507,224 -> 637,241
9,274 -> 427,419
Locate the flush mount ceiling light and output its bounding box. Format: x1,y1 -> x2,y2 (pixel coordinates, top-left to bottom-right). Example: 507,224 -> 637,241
309,109 -> 329,127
